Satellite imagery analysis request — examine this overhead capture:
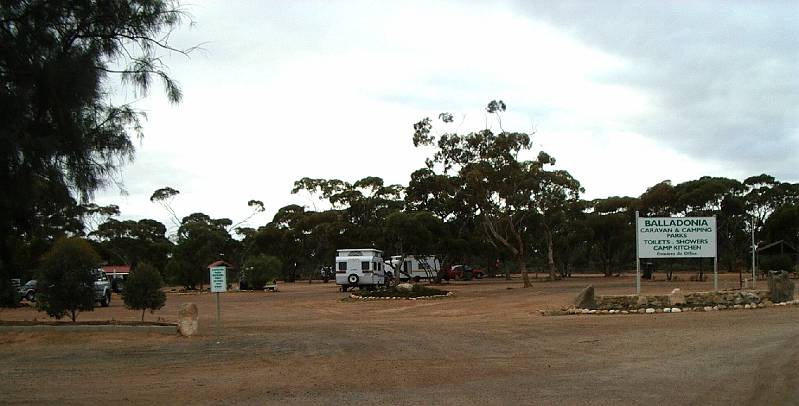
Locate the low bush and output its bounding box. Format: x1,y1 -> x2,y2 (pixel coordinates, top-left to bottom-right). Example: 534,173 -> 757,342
36,238 -> 100,322
122,263 -> 167,321
0,274 -> 20,307
241,255 -> 281,290
356,284 -> 448,298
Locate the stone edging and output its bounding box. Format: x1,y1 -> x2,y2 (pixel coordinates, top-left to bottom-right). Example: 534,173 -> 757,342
542,299 -> 799,316
0,324 -> 177,334
347,291 -> 454,301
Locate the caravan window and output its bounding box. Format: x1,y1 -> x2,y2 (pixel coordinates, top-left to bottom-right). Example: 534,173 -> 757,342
338,262 -> 347,271
361,261 -> 370,270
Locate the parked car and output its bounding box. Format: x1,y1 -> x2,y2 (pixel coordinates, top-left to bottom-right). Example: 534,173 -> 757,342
441,265 -> 485,281
91,269 -> 112,307
18,279 -> 37,302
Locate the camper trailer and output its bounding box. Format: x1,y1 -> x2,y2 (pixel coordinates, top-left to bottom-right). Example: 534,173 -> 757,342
387,255 -> 441,282
335,248 -> 388,291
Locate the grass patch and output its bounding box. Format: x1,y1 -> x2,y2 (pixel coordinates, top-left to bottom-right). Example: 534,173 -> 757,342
356,284 -> 449,298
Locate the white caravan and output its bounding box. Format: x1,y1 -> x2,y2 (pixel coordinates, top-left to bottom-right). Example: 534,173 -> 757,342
387,255 -> 441,281
335,248 -> 388,291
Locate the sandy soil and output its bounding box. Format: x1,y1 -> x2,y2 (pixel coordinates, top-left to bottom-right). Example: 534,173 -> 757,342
1,274 -> 797,405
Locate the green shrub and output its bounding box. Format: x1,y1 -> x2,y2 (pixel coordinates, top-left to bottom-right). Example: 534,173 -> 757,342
0,273 -> 20,307
36,238 -> 100,322
242,255 -> 281,289
122,263 -> 167,321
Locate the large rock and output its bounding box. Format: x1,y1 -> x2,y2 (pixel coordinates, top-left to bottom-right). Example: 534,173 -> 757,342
397,283 -> 414,292
177,303 -> 199,337
668,288 -> 685,306
768,271 -> 795,303
735,291 -> 761,305
574,285 -> 595,309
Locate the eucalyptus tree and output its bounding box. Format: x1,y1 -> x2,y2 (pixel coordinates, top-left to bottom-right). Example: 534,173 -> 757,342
383,210 -> 447,282
763,204 -> 799,247
169,213 -> 235,289
246,204 -> 352,281
672,177 -> 745,215
405,168 -> 487,269
550,199 -> 592,277
412,101 -> 582,286
90,218 -> 172,272
744,175 -> 799,238
531,161 -> 584,279
586,197 -> 636,277
638,181 -> 676,216
292,176 -> 405,247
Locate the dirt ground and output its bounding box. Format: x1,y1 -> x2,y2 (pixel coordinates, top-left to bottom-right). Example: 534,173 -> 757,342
1,273 -> 798,405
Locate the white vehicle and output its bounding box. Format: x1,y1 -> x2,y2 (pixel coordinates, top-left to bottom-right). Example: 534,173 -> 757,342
387,255 -> 440,282
335,249 -> 388,291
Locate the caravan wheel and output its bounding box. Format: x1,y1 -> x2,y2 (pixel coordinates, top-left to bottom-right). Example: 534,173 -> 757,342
347,274 -> 359,285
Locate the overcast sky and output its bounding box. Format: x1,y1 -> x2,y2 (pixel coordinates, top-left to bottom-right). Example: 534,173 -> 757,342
94,0 -> 799,232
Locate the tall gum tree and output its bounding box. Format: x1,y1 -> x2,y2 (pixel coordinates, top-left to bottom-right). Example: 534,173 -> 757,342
413,101 -> 582,287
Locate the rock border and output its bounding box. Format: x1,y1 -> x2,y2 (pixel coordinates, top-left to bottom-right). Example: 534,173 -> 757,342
0,324 -> 177,334
346,291 -> 454,301
541,299 -> 799,316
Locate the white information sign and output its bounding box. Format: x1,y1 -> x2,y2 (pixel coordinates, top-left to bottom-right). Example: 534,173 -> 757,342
210,266 -> 227,292
637,217 -> 716,258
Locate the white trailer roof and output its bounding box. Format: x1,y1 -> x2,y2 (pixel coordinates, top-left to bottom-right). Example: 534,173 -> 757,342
336,248 -> 383,257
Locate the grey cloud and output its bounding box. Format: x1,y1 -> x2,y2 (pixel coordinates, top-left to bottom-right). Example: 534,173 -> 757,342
512,1 -> 799,180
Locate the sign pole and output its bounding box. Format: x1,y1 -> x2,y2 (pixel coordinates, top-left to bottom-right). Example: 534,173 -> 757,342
216,291 -> 221,334
635,211 -> 641,296
209,265 -> 227,336
751,215 -> 757,289
713,215 -> 718,291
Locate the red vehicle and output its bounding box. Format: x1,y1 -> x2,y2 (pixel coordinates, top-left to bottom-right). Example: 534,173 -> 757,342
442,265 -> 485,280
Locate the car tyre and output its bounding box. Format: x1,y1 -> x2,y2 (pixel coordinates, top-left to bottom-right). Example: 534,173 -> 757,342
100,292 -> 110,307
25,291 -> 35,302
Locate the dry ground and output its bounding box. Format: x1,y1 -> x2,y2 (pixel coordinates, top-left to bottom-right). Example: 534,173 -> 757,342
1,273 -> 798,405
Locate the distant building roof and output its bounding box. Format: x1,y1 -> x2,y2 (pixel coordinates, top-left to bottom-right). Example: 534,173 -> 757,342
758,240 -> 798,255
101,265 -> 131,275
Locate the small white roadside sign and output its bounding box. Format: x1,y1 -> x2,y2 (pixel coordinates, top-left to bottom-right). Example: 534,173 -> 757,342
210,266 -> 227,293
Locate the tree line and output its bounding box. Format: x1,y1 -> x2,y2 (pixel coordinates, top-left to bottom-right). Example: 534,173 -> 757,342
1,3 -> 796,309
8,102 -> 798,296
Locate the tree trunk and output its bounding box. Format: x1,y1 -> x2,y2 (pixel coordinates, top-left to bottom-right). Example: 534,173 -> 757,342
519,256 -> 531,288
141,309 -> 146,322
546,231 -> 556,280
481,216 -> 526,286
71,309 -> 77,322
